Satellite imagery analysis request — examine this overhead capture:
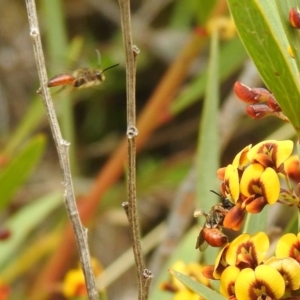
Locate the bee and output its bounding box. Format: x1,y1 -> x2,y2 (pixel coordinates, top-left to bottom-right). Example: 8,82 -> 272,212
194,207 -> 228,251
47,50 -> 119,90
194,191 -> 235,251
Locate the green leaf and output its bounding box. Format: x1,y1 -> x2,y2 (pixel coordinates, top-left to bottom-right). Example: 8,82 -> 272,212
196,29 -> 220,209
0,135 -> 47,211
0,191 -> 62,268
195,29 -> 222,264
171,270 -> 226,300
227,0 -> 300,137
275,0 -> 300,72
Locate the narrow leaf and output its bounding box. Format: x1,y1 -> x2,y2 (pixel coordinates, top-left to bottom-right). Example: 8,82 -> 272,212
0,135 -> 47,211
171,270 -> 226,300
0,192 -> 62,268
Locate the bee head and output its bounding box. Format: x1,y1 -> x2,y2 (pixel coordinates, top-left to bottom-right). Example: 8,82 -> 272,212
95,70 -> 105,82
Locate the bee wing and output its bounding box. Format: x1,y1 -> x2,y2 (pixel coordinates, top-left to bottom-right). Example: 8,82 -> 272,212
195,228 -> 208,251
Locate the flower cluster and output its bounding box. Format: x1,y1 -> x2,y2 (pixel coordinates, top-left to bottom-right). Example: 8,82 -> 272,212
194,140 -> 299,252
217,140 -> 296,232
202,232 -> 300,300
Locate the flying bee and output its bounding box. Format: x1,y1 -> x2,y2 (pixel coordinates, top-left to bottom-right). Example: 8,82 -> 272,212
47,50 -> 119,90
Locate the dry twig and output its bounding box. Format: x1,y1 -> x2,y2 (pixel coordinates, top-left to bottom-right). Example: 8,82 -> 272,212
24,1 -> 98,299
118,0 -> 153,299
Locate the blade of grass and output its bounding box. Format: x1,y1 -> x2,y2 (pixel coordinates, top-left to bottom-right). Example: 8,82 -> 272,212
196,28 -> 221,263
40,0 -> 77,173
196,29 -> 220,215
171,270 -> 226,300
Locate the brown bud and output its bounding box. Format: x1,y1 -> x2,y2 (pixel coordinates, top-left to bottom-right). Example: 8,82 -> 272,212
234,81 -> 258,104
246,104 -> 273,119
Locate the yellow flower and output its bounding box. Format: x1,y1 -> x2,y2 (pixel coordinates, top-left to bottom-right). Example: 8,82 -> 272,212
235,265 -> 285,300
276,232 -> 300,264
247,140 -> 293,171
62,258 -> 102,298
62,269 -> 87,298
240,164 -> 279,212
264,257 -> 300,291
226,232 -> 269,268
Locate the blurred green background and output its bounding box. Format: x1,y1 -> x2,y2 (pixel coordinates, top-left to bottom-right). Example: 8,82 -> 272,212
0,0 -> 296,299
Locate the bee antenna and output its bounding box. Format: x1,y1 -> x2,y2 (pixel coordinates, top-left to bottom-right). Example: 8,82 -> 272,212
95,49 -> 101,68
210,190 -> 222,197
101,63 -> 120,74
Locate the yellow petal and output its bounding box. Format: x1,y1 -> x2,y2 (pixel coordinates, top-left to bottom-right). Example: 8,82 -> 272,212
235,265 -> 285,300
247,140 -> 293,168
173,289 -> 199,300
265,257 -> 300,290
274,140 -> 294,168
62,269 -> 85,298
240,164 -> 264,197
250,232 -> 269,263
235,268 -> 255,300
232,145 -> 251,169
247,140 -> 277,162
255,265 -> 285,299
276,233 -> 298,258
220,266 -> 240,298
226,234 -> 250,265
224,164 -> 240,202
260,167 -> 280,204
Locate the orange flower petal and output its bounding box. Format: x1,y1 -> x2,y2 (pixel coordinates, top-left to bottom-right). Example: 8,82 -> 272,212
285,155 -> 300,183
223,205 -> 245,230
217,167 -> 226,180
243,196 -> 267,213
